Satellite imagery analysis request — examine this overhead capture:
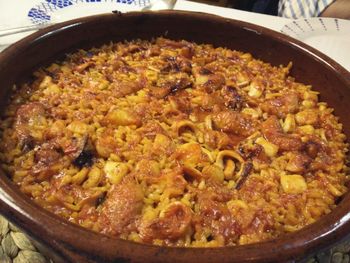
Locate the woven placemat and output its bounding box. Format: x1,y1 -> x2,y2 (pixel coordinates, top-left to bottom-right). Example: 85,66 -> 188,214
0,215 -> 50,263
0,214 -> 349,263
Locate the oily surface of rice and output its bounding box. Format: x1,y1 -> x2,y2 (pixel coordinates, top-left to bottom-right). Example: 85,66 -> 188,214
0,37 -> 348,247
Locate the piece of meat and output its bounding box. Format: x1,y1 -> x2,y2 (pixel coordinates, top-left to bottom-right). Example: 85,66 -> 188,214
150,86 -> 172,99
161,56 -> 192,74
74,61 -> 94,73
243,210 -> 275,235
58,135 -> 88,160
285,152 -> 312,174
193,67 -> 226,93
261,116 -> 303,152
111,77 -> 146,98
203,73 -> 226,93
192,67 -> 226,93
207,182 -> 235,203
164,168 -> 188,198
137,121 -> 167,139
261,92 -> 300,118
173,142 -> 207,167
156,38 -> 194,50
44,120 -> 65,140
95,129 -> 119,158
168,90 -> 192,114
31,141 -> 63,180
192,190 -> 240,243
180,46 -> 195,59
199,67 -> 213,75
309,151 -> 337,172
203,129 -> 233,150
157,73 -> 192,96
98,177 -> 144,236
303,140 -> 321,159
194,91 -> 224,111
145,46 -> 161,57
133,159 -> 162,184
212,110 -> 256,137
302,136 -> 337,172
221,86 -> 244,111
101,108 -> 142,127
14,102 -> 47,145
34,142 -> 61,166
139,202 -> 192,242
109,57 -> 137,74
124,43 -> 146,54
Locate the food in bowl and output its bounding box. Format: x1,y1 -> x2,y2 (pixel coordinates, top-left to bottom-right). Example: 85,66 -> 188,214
0,37 -> 347,247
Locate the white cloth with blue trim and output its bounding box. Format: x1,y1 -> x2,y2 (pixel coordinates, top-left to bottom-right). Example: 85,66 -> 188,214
278,0 -> 335,18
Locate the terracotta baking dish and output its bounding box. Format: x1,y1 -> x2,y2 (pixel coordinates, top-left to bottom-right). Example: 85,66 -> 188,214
0,11 -> 350,263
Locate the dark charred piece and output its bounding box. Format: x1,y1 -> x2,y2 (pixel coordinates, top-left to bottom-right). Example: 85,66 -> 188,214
221,86 -> 244,111
73,150 -> 94,168
235,162 -> 253,190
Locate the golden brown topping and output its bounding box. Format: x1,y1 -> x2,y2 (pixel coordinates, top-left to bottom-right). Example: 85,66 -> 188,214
1,37 -> 347,248
261,116 -> 303,152
212,110 -> 256,136
261,92 -> 299,118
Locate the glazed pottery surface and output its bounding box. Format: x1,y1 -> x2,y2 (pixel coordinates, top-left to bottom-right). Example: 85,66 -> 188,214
0,11 -> 350,263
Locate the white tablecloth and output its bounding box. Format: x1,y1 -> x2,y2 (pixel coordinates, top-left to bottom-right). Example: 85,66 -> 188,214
175,0 -> 289,30
0,0 -> 289,48
0,0 -> 349,71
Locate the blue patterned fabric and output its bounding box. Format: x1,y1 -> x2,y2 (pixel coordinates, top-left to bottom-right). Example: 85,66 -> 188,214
45,0 -> 73,8
28,8 -> 51,23
116,0 -> 134,4
27,0 -> 149,24
278,0 -> 335,18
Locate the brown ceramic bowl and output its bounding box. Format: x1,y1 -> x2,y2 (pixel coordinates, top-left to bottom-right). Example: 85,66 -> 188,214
0,11 -> 350,263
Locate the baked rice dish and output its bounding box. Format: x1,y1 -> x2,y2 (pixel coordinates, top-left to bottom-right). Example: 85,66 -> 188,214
0,37 -> 348,247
